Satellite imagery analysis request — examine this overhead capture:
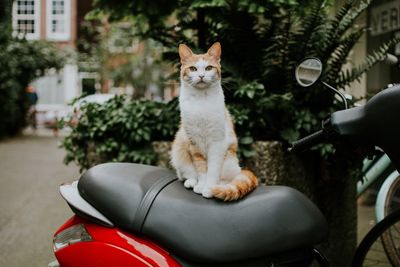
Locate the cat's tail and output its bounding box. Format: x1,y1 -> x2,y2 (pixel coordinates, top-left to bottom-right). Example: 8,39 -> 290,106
212,170 -> 259,201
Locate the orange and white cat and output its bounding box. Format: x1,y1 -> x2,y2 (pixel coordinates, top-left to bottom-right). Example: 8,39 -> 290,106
171,42 -> 258,201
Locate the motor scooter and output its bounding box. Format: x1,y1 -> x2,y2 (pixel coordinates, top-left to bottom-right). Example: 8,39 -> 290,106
50,58 -> 400,266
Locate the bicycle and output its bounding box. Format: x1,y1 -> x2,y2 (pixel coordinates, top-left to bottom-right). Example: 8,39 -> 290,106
359,152 -> 400,221
358,152 -> 398,217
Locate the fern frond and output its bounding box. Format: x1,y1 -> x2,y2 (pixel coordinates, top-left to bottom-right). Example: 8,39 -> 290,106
325,27 -> 368,83
336,37 -> 400,88
337,0 -> 370,37
334,0 -> 354,23
291,0 -> 325,58
321,0 -> 370,60
319,1 -> 353,56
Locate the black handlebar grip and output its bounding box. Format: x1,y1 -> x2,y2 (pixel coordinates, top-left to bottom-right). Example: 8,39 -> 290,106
289,129 -> 324,152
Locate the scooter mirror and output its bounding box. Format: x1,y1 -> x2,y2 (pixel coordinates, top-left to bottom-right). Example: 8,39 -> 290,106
295,58 -> 322,87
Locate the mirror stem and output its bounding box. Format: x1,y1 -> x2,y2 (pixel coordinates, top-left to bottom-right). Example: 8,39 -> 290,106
321,81 -> 348,109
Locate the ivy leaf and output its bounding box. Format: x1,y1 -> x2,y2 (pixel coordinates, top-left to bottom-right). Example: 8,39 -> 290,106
242,149 -> 257,158
239,136 -> 254,145
280,128 -> 299,143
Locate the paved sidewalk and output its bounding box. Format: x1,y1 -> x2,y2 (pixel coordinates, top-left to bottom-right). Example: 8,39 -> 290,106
358,205 -> 375,243
0,133 -> 79,267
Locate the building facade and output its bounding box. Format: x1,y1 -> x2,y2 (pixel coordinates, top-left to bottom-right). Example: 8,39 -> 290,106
11,0 -> 93,105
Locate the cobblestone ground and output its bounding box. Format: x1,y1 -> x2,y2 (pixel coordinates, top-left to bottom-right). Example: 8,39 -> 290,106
0,131 -> 79,267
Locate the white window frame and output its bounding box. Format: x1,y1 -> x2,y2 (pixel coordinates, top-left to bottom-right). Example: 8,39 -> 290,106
12,0 -> 41,40
46,0 -> 71,41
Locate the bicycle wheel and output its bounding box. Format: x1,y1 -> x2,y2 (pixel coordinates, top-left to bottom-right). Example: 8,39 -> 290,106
376,171 -> 400,221
381,173 -> 400,265
353,209 -> 400,266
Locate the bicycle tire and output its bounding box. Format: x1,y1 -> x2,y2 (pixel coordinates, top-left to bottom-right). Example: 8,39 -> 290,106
376,171 -> 400,221
380,173 -> 400,265
352,209 -> 400,266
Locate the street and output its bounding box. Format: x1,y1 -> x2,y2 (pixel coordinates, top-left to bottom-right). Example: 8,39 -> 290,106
0,133 -> 79,267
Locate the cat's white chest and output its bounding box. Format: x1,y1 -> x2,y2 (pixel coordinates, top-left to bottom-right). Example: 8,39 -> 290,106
180,91 -> 226,151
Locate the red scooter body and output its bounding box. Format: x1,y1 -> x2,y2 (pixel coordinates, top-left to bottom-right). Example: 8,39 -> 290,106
53,215 -> 181,267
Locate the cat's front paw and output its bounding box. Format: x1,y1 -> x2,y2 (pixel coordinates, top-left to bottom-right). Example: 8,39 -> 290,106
193,183 -> 204,194
202,187 -> 214,198
184,178 -> 197,189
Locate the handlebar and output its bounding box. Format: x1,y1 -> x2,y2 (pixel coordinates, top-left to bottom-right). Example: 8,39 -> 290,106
290,53 -> 399,153
289,129 -> 325,152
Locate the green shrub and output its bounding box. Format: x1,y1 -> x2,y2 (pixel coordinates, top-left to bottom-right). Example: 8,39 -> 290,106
61,96 -> 180,170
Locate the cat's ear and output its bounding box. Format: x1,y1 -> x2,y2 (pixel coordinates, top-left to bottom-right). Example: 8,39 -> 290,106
207,42 -> 221,61
179,44 -> 193,63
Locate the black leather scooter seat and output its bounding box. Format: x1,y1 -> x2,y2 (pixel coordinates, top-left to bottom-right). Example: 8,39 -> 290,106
78,163 -> 328,263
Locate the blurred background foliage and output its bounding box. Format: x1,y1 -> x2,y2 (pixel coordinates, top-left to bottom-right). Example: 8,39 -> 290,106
76,19 -> 171,99
60,0 -> 399,167
0,0 -> 67,138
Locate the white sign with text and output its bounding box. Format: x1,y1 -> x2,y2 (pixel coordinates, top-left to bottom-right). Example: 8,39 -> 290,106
370,0 -> 400,36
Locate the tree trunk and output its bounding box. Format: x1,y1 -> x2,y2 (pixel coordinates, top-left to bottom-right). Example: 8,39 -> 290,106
317,160 -> 357,267
196,9 -> 206,49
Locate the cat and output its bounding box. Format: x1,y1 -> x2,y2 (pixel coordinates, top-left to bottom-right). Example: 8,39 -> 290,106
170,42 -> 259,201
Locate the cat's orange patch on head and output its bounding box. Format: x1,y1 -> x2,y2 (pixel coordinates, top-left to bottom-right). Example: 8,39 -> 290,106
179,43 -> 222,78
181,55 -> 221,79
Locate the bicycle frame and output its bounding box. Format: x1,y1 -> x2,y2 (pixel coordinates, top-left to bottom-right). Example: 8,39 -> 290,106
357,152 -> 400,225
357,154 -> 392,196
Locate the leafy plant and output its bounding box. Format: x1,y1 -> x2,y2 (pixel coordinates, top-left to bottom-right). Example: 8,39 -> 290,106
61,96 -> 180,171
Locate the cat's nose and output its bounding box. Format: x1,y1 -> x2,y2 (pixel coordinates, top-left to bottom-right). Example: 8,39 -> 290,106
199,75 -> 204,79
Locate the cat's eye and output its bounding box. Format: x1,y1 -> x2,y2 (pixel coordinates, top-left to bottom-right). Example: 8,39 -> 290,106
189,66 -> 197,72
205,65 -> 213,71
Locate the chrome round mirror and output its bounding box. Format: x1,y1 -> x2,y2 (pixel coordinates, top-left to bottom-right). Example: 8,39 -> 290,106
295,58 -> 323,87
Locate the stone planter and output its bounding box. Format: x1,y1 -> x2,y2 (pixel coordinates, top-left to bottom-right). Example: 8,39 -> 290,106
152,141 -> 173,169
244,141 -> 311,191
85,141 -> 174,169
150,140 -> 313,196
86,141 -> 108,168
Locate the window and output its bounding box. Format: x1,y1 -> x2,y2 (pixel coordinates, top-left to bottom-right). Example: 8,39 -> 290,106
12,0 -> 40,40
46,0 -> 70,41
